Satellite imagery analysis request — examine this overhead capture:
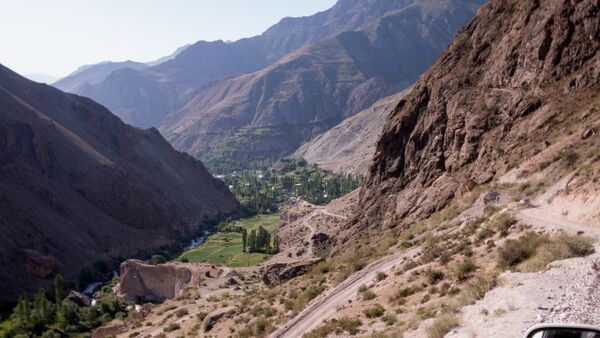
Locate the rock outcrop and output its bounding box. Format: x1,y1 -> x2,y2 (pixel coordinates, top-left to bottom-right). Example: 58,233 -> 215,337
203,306 -> 236,332
118,260 -> 207,303
0,64 -> 240,305
260,258 -> 323,285
65,291 -> 92,307
353,0 -> 600,235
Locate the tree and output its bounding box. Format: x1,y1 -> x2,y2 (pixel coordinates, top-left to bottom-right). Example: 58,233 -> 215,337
54,274 -> 64,306
242,228 -> 248,252
247,229 -> 257,253
30,289 -> 55,334
255,226 -> 271,252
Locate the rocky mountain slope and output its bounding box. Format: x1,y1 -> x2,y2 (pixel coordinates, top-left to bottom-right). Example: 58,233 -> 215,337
0,64 -> 239,305
353,0 -> 600,234
161,1 -> 484,172
55,0 -> 442,128
294,89 -> 410,175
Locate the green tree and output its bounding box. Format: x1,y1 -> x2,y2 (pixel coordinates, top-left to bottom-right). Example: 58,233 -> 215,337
242,228 -> 248,252
30,289 -> 55,334
54,274 -> 64,306
247,229 -> 257,253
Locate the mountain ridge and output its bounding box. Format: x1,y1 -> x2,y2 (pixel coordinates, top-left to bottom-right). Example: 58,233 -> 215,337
0,63 -> 240,305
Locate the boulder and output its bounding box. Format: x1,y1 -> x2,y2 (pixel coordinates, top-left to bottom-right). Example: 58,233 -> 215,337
581,128 -> 596,139
203,306 -> 236,332
260,258 -> 323,285
118,259 -> 204,303
483,190 -> 500,205
92,320 -> 125,338
65,291 -> 92,307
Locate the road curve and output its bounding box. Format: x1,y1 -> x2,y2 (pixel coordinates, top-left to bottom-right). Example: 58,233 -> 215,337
270,247 -> 419,338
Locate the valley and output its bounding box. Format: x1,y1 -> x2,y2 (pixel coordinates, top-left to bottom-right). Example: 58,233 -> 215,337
1,0 -> 599,337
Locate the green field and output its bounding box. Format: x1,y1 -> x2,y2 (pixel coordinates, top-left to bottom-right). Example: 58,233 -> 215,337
180,213 -> 281,267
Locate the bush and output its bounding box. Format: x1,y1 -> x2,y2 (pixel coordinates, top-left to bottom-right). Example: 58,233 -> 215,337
382,313 -> 397,326
175,308 -> 188,318
426,270 -> 445,284
163,322 -> 180,332
490,213 -> 517,236
460,274 -> 497,305
238,317 -> 273,338
497,232 -> 595,271
427,314 -> 459,338
376,272 -> 388,281
363,304 -> 385,318
451,258 -> 477,281
197,311 -> 208,321
150,255 -> 167,265
304,317 -> 361,338
362,290 -> 377,301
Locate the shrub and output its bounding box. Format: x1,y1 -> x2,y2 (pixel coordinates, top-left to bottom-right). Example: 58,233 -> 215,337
362,290 -> 377,301
163,323 -> 180,332
175,308 -> 188,318
490,213 -> 517,236
376,272 -> 388,281
363,304 -> 385,318
451,258 -> 477,281
238,316 -> 273,338
426,270 -> 445,284
197,311 -> 208,321
460,274 -> 497,305
150,255 -> 166,265
382,313 -> 397,326
427,314 -> 459,338
497,232 -> 595,271
303,317 -> 362,338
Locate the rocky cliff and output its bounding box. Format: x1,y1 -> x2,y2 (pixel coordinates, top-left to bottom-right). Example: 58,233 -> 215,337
354,0 -> 599,233
0,64 -> 240,305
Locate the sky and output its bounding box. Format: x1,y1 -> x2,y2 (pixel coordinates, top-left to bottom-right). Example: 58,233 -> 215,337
0,0 -> 337,78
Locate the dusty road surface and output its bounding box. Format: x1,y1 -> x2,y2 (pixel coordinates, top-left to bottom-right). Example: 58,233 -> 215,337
270,247 -> 419,338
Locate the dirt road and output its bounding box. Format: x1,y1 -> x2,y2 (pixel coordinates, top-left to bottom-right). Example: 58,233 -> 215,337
270,247 -> 419,338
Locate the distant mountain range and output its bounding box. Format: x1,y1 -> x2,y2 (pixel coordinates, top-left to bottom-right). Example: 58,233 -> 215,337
0,63 -> 239,304
25,73 -> 59,84
54,0 -> 486,172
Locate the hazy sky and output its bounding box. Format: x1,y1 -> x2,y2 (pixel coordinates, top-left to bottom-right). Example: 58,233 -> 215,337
0,0 -> 337,77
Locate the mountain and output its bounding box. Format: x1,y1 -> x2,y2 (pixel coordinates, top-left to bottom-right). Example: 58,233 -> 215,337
161,0 -> 485,172
354,0 -> 600,232
0,64 -> 239,304
25,73 -> 59,84
52,45 -> 189,101
294,89 -> 410,175
54,0 -> 484,130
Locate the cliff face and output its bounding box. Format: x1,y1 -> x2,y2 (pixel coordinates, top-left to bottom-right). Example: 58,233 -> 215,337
0,64 -> 240,304
356,0 -> 599,230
